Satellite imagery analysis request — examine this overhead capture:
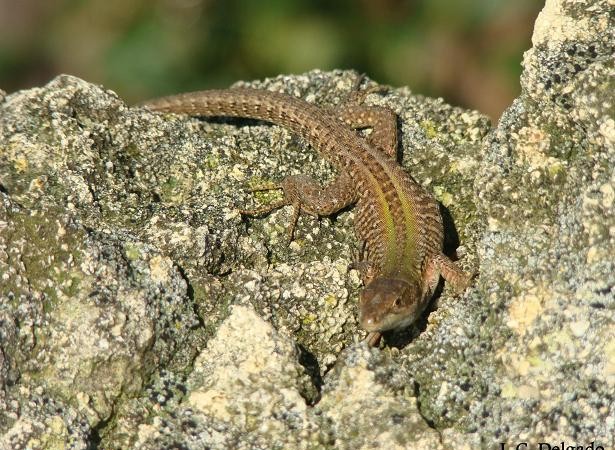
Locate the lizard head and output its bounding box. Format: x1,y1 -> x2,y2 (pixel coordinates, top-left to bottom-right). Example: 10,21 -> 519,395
359,278 -> 425,332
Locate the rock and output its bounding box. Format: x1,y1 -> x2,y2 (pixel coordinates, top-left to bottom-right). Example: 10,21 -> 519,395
0,0 -> 613,447
132,305 -> 325,449
470,0 -> 614,444
132,306 -> 444,450
0,67 -> 484,449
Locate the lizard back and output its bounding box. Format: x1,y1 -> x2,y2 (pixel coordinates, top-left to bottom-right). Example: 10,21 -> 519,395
142,88 -> 444,284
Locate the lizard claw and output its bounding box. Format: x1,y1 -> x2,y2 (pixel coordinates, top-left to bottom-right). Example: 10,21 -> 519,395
247,182 -> 283,193
431,253 -> 475,295
239,199 -> 302,244
240,180 -> 288,217
348,73 -> 390,105
285,202 -> 301,242
239,199 -> 288,217
364,331 -> 382,347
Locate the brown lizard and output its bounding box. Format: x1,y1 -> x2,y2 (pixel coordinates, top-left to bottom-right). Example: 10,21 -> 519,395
140,82 -> 472,346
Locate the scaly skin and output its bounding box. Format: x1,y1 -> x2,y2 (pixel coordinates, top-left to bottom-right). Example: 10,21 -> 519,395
140,87 -> 472,345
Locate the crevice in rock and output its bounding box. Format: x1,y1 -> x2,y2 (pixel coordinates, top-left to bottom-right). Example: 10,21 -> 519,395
413,380 -> 437,430
175,264 -> 206,331
88,414 -> 111,450
296,343 -> 323,405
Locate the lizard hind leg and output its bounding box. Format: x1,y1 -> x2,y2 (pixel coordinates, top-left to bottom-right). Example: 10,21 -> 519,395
334,74 -> 399,159
281,172 -> 358,211
280,173 -> 359,241
239,183 -> 288,216
335,104 -> 399,160
239,182 -> 293,238
241,172 -> 359,242
239,198 -> 288,217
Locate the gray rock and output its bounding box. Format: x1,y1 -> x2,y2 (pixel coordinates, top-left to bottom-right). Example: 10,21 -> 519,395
132,306 -> 444,450
0,0 -> 613,448
469,0 -> 614,445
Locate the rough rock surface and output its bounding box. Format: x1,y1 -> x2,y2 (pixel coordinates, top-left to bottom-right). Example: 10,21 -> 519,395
0,0 -> 613,448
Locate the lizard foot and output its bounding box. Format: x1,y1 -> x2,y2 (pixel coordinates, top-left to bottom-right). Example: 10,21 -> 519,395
240,180 -> 288,216
349,73 -> 390,104
348,260 -> 378,285
239,199 -> 302,244
239,198 -> 288,217
364,331 -> 382,347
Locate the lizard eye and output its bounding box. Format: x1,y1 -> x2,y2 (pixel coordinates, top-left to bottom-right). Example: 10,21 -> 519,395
393,297 -> 402,308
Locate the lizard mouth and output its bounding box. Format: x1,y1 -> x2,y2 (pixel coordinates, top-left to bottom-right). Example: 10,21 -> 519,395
360,317 -> 382,332
360,310 -> 419,333
360,313 -> 400,332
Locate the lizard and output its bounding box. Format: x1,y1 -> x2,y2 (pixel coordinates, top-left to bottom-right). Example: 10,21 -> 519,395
140,80 -> 472,346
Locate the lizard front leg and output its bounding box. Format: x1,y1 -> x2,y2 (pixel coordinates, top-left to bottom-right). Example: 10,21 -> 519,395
424,252 -> 473,295
347,240 -> 379,285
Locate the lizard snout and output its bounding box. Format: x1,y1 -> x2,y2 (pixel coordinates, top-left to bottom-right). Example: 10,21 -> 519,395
358,293 -> 384,332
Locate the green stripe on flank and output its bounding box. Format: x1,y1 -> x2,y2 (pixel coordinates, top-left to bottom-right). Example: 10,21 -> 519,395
377,162 -> 420,281
360,166 -> 398,269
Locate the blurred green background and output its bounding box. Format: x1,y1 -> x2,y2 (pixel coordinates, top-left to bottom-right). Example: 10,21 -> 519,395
0,0 -> 542,120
